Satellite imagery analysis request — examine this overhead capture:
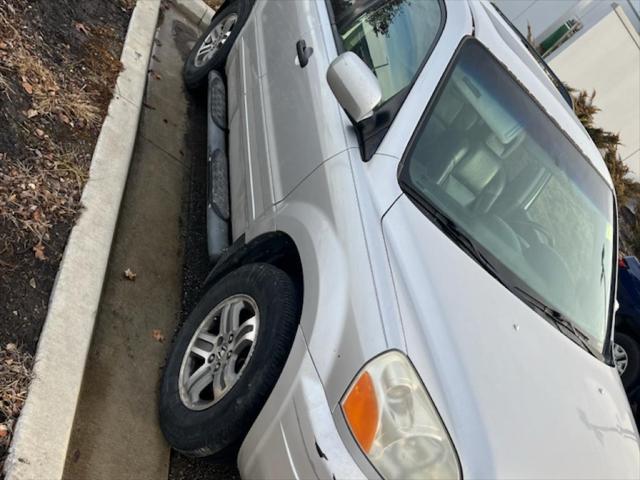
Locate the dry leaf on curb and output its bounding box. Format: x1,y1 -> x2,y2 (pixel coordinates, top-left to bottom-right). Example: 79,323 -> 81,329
35,128 -> 45,138
26,109 -> 38,118
22,81 -> 33,95
152,329 -> 165,343
33,243 -> 47,261
124,268 -> 137,281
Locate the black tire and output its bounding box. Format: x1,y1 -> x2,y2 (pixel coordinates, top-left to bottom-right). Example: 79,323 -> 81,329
615,332 -> 640,390
183,0 -> 250,90
159,263 -> 300,457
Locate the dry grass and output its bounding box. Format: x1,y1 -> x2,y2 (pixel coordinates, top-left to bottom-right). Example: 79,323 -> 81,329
4,43 -> 103,129
0,0 -> 122,256
0,0 -> 128,469
0,147 -> 89,253
0,343 -> 33,468
0,70 -> 11,97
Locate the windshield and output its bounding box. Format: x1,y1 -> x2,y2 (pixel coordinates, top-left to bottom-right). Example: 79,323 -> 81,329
400,40 -> 615,353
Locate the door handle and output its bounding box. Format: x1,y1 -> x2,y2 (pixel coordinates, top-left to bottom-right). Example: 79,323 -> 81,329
296,39 -> 313,68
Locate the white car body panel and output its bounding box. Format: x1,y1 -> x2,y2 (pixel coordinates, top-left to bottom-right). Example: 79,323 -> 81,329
275,149 -> 391,404
239,329 -> 369,479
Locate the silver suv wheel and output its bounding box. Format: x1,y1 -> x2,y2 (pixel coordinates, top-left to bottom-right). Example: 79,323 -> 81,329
194,13 -> 238,68
178,294 -> 259,410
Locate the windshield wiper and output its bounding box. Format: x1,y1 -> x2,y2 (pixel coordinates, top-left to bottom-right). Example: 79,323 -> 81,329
407,193 -> 601,359
512,286 -> 599,358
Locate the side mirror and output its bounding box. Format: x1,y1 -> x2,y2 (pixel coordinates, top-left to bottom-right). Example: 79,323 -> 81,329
327,52 -> 382,123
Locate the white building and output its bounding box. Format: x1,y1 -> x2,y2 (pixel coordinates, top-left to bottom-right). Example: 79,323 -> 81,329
494,1 -> 640,180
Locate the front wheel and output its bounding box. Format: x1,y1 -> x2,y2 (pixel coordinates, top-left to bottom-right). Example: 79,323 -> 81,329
159,263 -> 300,457
183,0 -> 250,90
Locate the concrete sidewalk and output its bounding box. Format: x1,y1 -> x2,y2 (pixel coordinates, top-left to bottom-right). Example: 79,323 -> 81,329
62,6 -> 206,480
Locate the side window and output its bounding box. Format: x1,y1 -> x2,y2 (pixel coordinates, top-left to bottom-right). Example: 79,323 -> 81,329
330,0 -> 444,105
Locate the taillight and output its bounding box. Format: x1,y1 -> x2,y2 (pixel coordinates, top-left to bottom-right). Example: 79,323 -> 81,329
619,257 -> 628,269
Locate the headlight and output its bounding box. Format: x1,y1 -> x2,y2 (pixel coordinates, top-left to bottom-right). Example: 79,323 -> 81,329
341,351 -> 461,480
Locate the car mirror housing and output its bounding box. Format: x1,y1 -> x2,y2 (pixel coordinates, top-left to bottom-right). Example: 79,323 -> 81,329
326,52 -> 382,123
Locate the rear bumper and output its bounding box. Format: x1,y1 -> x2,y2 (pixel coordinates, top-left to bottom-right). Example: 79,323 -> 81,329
237,329 -> 370,479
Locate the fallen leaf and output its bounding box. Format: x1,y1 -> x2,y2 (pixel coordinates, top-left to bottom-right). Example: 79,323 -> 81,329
124,268 -> 137,281
0,41 -> 7,50
29,278 -> 36,289
26,109 -> 38,118
152,329 -> 165,343
6,343 -> 16,352
35,128 -> 44,138
0,425 -> 8,438
22,81 -> 33,95
33,243 -> 47,261
74,22 -> 90,35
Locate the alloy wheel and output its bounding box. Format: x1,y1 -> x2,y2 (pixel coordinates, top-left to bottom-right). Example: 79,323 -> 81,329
178,294 -> 259,410
613,342 -> 629,376
193,13 -> 238,68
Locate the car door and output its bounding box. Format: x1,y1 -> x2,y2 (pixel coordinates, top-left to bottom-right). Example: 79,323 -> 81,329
227,1 -> 350,239
255,0 -> 351,204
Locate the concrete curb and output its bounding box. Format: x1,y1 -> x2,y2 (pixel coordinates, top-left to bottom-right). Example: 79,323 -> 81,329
4,1 -> 161,479
171,0 -> 216,29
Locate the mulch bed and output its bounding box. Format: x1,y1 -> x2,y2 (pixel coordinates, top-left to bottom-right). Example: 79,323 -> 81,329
0,0 -> 133,466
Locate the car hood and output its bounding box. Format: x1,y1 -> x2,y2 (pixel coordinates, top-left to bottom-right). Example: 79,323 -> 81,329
383,195 -> 640,479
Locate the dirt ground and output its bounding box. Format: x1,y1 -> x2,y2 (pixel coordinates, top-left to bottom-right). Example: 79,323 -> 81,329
0,0 -> 131,465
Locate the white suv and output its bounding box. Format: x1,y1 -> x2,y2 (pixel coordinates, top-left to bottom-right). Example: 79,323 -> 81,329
159,0 -> 640,478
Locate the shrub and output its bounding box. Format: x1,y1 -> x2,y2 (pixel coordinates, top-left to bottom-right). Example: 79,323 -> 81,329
570,89 -> 640,255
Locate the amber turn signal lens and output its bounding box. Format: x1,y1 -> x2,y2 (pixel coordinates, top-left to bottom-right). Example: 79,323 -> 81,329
342,371 -> 379,453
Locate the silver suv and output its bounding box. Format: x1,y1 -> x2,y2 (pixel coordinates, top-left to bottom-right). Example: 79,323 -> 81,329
159,0 -> 640,478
